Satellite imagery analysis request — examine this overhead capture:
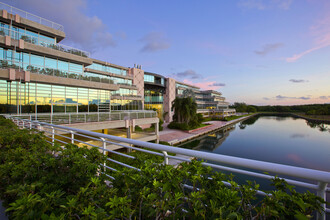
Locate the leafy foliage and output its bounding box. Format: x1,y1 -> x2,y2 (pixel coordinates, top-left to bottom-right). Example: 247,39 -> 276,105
170,97 -> 203,130
0,117 -> 326,219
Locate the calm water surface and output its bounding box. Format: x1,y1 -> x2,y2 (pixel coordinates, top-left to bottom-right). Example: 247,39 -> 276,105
181,115 -> 330,172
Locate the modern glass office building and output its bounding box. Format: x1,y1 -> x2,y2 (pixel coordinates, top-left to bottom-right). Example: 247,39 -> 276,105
0,2 -> 142,115
0,2 -> 234,122
143,72 -> 166,119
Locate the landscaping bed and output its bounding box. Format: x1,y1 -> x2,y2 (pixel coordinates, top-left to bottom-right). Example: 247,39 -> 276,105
0,117 -> 325,219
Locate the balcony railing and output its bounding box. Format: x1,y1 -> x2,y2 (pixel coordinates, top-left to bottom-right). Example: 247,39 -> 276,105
0,2 -> 64,31
7,117 -> 330,219
111,93 -> 142,99
0,27 -> 90,57
0,61 -> 119,85
7,110 -> 157,125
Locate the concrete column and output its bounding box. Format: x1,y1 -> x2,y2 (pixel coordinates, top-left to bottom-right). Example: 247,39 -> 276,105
155,122 -> 159,144
127,123 -> 132,153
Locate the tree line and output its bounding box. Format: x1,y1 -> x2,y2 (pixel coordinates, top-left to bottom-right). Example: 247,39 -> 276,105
230,103 -> 330,115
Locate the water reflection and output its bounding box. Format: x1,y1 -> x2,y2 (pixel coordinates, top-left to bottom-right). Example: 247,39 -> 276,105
306,121 -> 330,132
290,133 -> 309,139
180,115 -> 330,172
239,116 -> 258,129
180,125 -> 235,151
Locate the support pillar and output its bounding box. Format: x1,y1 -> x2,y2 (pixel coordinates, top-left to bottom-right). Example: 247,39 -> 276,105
155,122 -> 159,144
102,129 -> 108,134
126,121 -> 132,153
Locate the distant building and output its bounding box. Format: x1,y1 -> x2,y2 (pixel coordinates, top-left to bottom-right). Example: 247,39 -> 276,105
129,69 -> 235,122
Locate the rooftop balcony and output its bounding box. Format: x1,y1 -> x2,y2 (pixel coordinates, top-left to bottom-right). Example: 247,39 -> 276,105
0,2 -> 64,31
0,26 -> 90,57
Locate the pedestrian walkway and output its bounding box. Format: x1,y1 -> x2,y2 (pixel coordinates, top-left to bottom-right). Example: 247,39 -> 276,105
159,115 -> 254,145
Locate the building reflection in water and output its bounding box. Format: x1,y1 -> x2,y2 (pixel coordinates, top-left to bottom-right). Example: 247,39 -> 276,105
180,125 -> 235,152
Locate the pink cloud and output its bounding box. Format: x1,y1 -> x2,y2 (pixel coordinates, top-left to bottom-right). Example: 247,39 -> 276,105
286,44 -> 328,62
286,8 -> 330,62
182,79 -> 224,91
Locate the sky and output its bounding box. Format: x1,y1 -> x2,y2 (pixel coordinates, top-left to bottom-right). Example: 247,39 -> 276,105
6,0 -> 330,105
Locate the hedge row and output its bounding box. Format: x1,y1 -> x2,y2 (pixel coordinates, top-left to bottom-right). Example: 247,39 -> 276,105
0,117 -> 325,219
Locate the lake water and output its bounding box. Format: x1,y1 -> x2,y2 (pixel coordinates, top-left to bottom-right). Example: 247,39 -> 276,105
180,115 -> 330,215
180,115 -> 330,172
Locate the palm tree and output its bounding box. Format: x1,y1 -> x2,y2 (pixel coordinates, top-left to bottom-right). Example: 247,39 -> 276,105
172,97 -> 197,124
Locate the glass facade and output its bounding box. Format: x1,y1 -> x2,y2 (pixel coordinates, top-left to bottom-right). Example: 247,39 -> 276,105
144,74 -> 154,83
176,82 -> 198,96
0,48 -> 84,79
0,80 -> 142,114
144,89 -> 164,119
144,74 -> 165,86
0,22 -> 88,57
0,22 -> 55,46
111,88 -> 138,97
88,63 -> 128,76
0,48 -> 133,87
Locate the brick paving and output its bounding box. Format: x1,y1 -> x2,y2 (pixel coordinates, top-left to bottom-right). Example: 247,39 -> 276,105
160,121 -> 229,144
160,115 -> 253,145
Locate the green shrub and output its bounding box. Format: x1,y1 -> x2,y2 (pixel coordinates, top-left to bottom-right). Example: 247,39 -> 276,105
0,117 -> 325,219
134,125 -> 143,131
168,121 -> 190,130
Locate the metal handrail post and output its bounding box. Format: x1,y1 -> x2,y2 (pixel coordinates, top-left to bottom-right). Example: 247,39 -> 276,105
317,182 -> 327,220
162,151 -> 169,165
100,137 -> 107,171
70,131 -> 74,144
51,126 -> 55,146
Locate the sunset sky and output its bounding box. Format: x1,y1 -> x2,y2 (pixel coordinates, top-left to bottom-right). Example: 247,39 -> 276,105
7,0 -> 330,105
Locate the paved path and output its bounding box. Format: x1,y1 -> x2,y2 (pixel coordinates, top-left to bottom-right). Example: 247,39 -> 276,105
160,115 -> 254,145
160,121 -> 229,145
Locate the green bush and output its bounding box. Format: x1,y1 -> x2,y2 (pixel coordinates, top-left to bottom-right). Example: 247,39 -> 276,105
168,121 -> 190,130
0,117 -> 325,219
0,117 -> 107,219
134,125 -> 143,131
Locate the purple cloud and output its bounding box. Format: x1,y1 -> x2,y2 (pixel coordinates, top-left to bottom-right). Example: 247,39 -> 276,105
140,32 -> 171,53
255,43 -> 284,56
276,95 -> 310,100
173,69 -> 201,79
210,83 -> 226,87
289,79 -> 309,83
10,0 -> 116,53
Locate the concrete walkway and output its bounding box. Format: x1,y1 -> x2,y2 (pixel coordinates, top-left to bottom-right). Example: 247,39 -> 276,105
160,115 -> 254,145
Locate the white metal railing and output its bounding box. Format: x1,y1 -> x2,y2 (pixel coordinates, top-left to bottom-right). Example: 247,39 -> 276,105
0,26 -> 90,57
8,111 -> 157,125
6,117 -> 330,219
197,109 -> 236,113
0,2 -> 64,31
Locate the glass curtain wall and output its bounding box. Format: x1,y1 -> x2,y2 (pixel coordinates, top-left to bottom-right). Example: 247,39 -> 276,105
0,80 -> 142,114
88,63 -> 128,76
144,90 -> 164,119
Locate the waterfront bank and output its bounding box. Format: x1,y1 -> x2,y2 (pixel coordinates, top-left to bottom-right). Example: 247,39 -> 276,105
159,114 -> 256,145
